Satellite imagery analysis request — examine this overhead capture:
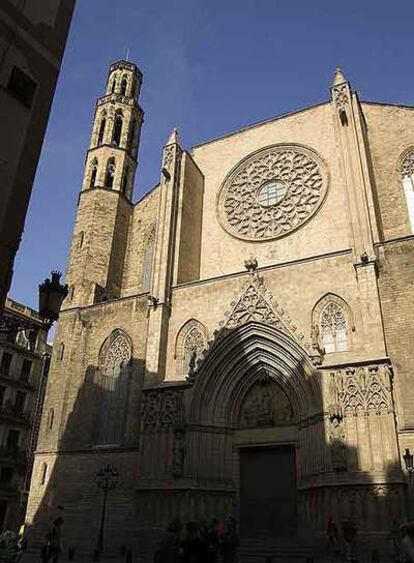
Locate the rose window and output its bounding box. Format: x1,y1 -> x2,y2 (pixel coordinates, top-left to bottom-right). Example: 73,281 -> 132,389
217,145 -> 328,241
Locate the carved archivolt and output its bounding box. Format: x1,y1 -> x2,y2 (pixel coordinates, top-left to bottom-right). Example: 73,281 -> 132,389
329,363 -> 393,416
217,145 -> 328,241
141,388 -> 184,431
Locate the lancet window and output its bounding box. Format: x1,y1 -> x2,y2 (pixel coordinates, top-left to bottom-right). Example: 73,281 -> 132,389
96,329 -> 132,445
401,150 -> 414,232
112,110 -> 123,147
320,302 -> 347,353
89,158 -> 98,188
104,158 -> 116,189
97,113 -> 106,145
175,320 -> 207,376
120,75 -> 128,96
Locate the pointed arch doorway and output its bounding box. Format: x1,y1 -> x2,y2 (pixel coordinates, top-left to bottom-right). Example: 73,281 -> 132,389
189,321 -> 323,540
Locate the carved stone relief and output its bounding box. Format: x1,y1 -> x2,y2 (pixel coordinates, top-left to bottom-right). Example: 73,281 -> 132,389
329,415 -> 347,470
172,428 -> 186,477
239,377 -> 295,428
217,145 -> 328,241
329,363 -> 393,416
142,389 -> 184,431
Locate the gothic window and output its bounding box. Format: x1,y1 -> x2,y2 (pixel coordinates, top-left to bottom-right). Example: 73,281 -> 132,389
96,329 -> 132,445
120,75 -> 128,96
401,150 -> 414,232
89,159 -> 98,188
142,225 -> 156,292
320,302 -> 347,353
97,114 -> 106,145
110,77 -> 116,94
112,110 -> 123,146
175,320 -> 207,376
104,158 -> 116,189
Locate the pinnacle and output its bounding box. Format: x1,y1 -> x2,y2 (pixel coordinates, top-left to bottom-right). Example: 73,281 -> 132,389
332,67 -> 348,87
166,127 -> 180,146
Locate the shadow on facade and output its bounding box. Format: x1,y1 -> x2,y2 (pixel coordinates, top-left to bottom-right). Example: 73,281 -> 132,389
23,322 -> 409,562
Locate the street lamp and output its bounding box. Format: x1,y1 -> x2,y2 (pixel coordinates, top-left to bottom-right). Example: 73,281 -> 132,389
0,271 -> 68,334
96,464 -> 119,554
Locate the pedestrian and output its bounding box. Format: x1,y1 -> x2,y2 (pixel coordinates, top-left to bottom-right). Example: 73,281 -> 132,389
154,519 -> 182,563
326,517 -> 339,556
181,521 -> 209,563
206,519 -> 219,563
42,517 -> 64,563
219,518 -> 239,563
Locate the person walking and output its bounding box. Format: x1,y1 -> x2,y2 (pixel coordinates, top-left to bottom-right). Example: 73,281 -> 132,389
219,518 -> 239,563
181,522 -> 209,563
154,519 -> 182,563
42,517 -> 64,563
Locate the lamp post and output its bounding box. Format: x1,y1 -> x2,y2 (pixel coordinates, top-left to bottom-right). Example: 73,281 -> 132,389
403,448 -> 414,519
96,464 -> 119,554
0,271 -> 68,334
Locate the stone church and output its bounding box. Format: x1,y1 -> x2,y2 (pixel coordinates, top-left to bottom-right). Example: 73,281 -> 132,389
25,60 -> 414,555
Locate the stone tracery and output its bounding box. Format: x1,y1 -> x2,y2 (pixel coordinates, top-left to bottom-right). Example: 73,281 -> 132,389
217,145 -> 327,241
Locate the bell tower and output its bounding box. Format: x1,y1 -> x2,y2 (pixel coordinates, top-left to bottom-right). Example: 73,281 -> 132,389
64,60 -> 144,307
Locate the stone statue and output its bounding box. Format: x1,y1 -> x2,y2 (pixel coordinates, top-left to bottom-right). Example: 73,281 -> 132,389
172,429 -> 186,477
330,416 -> 347,470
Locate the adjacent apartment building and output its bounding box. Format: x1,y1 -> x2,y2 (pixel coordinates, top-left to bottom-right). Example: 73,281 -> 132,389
0,0 -> 76,313
0,298 -> 51,532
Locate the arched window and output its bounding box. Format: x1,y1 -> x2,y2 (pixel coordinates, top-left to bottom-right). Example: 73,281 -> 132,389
104,158 -> 116,189
96,329 -> 132,445
110,77 -> 116,94
47,408 -> 54,430
41,463 -> 47,485
58,342 -> 65,361
121,167 -> 129,195
97,114 -> 106,145
89,159 -> 98,188
401,150 -> 414,232
120,75 -> 128,96
175,320 -> 207,377
320,302 -> 347,353
142,225 -> 156,292
112,110 -> 123,147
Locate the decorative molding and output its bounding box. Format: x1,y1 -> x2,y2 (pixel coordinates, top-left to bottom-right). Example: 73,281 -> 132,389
141,388 -> 184,431
332,83 -> 350,110
217,144 -> 328,241
329,363 -> 393,416
220,273 -> 310,351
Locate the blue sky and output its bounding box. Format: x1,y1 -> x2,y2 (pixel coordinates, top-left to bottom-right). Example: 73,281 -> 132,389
10,0 -> 414,309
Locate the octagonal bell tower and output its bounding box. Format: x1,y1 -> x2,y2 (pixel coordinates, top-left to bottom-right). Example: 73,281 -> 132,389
64,60 -> 144,307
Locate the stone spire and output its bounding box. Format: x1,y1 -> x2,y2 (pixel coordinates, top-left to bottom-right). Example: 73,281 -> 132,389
166,127 -> 180,146
332,68 -> 348,87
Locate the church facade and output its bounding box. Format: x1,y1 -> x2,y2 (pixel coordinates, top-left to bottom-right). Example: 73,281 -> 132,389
25,60 -> 414,554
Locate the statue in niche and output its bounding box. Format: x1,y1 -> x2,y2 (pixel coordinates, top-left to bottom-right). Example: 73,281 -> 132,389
240,380 -> 294,428
172,428 -> 186,477
329,415 -> 347,471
